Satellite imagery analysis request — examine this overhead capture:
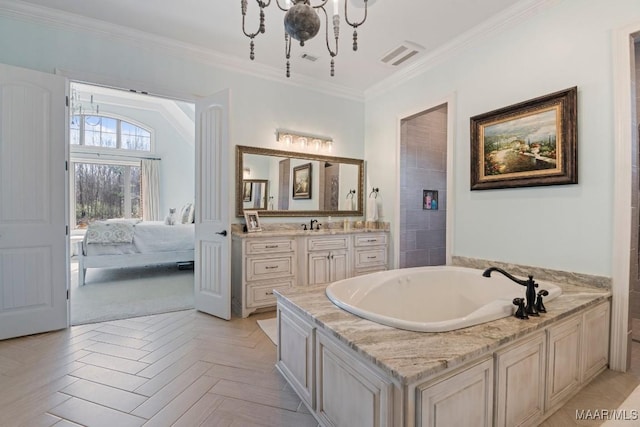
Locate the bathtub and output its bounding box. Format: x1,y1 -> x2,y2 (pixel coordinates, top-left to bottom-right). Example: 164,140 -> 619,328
325,266 -> 562,332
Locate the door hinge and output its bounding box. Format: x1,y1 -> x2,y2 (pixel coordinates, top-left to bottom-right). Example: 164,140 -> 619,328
66,95 -> 69,107
65,160 -> 68,171
66,225 -> 69,235
67,289 -> 69,300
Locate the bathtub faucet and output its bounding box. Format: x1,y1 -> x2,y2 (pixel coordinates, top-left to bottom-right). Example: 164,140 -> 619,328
482,267 -> 539,317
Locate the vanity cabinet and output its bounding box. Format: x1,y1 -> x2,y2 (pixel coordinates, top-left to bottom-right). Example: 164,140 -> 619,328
417,358 -> 493,427
231,236 -> 297,318
581,302 -> 610,382
276,306 -> 315,409
353,233 -> 388,276
307,236 -> 350,285
276,297 -> 610,427
316,332 -> 394,427
545,315 -> 581,412
494,333 -> 546,427
545,301 -> 610,413
232,230 -> 389,317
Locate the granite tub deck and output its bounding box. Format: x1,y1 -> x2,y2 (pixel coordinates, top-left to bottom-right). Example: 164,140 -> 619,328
274,281 -> 611,385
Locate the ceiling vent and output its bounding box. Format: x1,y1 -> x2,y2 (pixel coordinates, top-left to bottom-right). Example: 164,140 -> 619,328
380,41 -> 424,67
300,53 -> 319,62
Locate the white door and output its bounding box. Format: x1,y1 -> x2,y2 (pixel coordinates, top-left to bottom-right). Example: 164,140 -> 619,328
194,89 -> 231,319
0,63 -> 68,340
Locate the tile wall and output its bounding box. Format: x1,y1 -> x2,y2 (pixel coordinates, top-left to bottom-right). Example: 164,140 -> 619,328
399,104 -> 447,268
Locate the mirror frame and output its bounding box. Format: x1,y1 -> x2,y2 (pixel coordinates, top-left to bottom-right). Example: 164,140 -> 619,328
236,145 -> 364,217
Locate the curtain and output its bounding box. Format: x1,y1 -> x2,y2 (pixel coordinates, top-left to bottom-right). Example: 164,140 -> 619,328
141,159 -> 161,221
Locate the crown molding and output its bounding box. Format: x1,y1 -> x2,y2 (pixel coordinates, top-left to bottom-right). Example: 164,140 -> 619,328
364,0 -> 561,100
0,0 -> 364,102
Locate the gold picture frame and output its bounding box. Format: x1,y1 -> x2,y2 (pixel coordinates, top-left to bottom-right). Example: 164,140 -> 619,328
292,163 -> 312,199
470,87 -> 577,190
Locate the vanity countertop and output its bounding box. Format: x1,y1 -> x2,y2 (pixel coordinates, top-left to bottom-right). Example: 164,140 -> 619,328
231,224 -> 389,239
274,280 -> 610,385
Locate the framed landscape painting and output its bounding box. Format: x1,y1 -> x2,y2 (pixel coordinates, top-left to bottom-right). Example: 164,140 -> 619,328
470,87 -> 577,190
293,163 -> 312,199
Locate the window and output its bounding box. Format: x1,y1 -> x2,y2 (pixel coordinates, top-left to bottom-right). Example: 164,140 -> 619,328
74,163 -> 141,228
71,115 -> 151,152
70,114 -> 151,228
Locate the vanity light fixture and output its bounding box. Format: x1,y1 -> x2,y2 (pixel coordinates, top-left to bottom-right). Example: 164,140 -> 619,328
276,129 -> 334,152
240,0 -> 371,77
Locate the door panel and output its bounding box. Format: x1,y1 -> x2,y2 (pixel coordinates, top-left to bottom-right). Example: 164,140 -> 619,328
194,90 -> 230,319
0,63 -> 67,339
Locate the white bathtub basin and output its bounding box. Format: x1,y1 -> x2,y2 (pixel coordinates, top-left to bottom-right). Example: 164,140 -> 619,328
325,266 -> 562,332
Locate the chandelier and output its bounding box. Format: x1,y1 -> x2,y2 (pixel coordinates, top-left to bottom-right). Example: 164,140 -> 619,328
240,0 -> 369,77
70,88 -> 101,127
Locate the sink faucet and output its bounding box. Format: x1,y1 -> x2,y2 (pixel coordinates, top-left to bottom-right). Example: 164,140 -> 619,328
482,267 -> 539,317
310,219 -> 318,230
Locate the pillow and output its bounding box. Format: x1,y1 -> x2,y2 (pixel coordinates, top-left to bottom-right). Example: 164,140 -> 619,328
86,221 -> 135,244
179,203 -> 193,224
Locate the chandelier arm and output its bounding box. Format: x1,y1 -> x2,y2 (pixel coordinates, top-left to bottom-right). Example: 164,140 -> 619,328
241,0 -> 271,38
321,6 -> 338,57
344,0 -> 368,28
274,0 -> 290,12
285,33 -> 293,78
311,0 -> 330,9
320,6 -> 338,76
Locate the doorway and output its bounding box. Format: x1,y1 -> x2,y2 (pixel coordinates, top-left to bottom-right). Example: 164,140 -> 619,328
68,82 -> 197,325
398,103 -> 448,268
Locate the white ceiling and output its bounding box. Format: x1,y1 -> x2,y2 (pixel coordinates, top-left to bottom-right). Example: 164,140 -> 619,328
14,0 -> 533,95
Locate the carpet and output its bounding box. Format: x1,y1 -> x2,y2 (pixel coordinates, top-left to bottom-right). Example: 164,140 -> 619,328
257,318 -> 277,345
70,260 -> 194,325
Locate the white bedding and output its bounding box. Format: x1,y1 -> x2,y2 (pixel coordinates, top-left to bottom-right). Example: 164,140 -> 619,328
83,221 -> 194,256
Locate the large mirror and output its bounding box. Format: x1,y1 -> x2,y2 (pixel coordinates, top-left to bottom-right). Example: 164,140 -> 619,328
236,145 -> 364,217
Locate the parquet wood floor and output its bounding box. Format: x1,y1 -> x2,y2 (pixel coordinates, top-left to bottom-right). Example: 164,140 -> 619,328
0,309 -> 318,427
3,308 -> 640,427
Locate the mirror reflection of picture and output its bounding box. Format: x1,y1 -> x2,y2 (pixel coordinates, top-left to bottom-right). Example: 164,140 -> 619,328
244,210 -> 261,232
423,190 -> 438,210
293,163 -> 312,199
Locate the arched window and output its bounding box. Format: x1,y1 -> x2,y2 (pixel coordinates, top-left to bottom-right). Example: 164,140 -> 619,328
70,115 -> 151,151
70,115 -> 152,228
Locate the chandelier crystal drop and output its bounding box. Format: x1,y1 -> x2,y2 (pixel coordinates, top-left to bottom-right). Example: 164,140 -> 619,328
240,0 -> 369,78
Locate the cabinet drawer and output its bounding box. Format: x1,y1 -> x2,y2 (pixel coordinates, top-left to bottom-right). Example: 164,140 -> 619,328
354,233 -> 388,247
307,236 -> 349,251
355,247 -> 388,270
246,255 -> 295,281
247,280 -> 293,308
246,239 -> 295,255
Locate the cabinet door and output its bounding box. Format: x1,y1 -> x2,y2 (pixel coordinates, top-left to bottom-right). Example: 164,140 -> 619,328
316,333 -> 393,427
308,252 -> 331,285
495,333 -> 545,427
546,315 -> 581,411
276,306 -> 315,409
582,302 -> 610,382
417,358 -> 493,427
330,250 -> 349,282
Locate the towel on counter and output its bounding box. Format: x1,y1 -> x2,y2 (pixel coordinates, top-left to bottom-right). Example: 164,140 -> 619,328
366,197 -> 379,221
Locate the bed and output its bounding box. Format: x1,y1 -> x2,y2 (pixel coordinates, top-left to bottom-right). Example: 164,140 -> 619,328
77,219 -> 195,286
